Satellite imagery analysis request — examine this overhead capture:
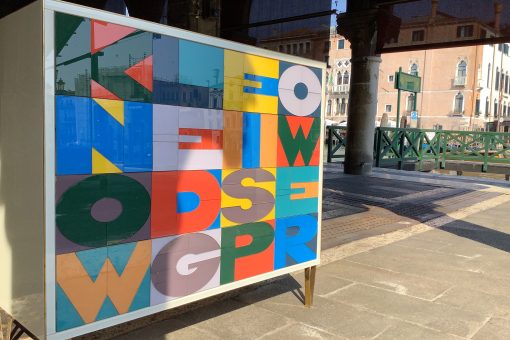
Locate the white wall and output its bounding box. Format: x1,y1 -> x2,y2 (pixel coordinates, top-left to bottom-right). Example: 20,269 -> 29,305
0,1 -> 45,338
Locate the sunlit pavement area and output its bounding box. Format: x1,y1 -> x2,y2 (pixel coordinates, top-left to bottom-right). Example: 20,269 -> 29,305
70,165 -> 510,339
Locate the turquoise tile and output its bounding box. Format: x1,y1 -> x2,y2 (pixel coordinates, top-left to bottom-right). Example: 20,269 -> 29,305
179,40 -> 224,89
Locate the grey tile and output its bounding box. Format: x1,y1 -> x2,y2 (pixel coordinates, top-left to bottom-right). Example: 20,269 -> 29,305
329,284 -> 487,337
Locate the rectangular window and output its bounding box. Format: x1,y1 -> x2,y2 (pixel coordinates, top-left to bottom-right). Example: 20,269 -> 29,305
324,41 -> 330,52
385,104 -> 392,112
305,42 -> 311,53
456,25 -> 474,38
337,39 -> 345,49
324,55 -> 329,65
480,29 -> 487,39
411,30 -> 425,42
475,99 -> 480,115
299,43 -> 303,54
505,44 -> 509,55
388,75 -> 394,82
292,44 -> 297,54
279,45 -> 284,52
286,45 -> 291,54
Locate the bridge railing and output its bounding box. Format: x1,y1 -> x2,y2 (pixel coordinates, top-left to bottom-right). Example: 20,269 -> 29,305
327,126 -> 510,172
326,126 -> 348,163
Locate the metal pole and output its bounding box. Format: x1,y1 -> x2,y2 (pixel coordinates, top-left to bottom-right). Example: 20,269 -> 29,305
414,90 -> 418,128
396,67 -> 402,128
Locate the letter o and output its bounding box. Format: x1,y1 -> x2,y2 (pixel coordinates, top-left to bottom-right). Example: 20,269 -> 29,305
56,174 -> 151,248
278,65 -> 322,117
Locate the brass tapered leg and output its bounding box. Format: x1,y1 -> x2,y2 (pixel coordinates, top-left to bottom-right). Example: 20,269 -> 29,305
304,266 -> 317,307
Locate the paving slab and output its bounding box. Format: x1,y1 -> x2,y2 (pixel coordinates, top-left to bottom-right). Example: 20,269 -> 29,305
435,286 -> 510,320
171,299 -> 292,340
472,317 -> 510,340
259,322 -> 344,340
112,319 -> 218,340
237,291 -> 393,340
320,259 -> 452,301
375,321 -> 465,340
345,241 -> 484,274
329,283 -> 488,337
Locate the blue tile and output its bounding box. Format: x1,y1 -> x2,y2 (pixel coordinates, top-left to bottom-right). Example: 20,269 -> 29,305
242,113 -> 261,168
92,99 -> 124,170
179,40 -> 224,89
153,34 -> 179,83
56,95 -> 93,175
56,284 -> 85,331
124,102 -> 153,172
178,84 -> 223,109
153,34 -> 180,105
274,215 -> 318,269
276,167 -> 319,218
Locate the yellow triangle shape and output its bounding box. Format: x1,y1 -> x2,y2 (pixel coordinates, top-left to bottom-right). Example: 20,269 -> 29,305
93,98 -> 124,125
92,148 -> 122,174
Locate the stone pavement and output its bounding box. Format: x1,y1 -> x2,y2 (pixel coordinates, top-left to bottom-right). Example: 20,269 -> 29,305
81,165 -> 510,340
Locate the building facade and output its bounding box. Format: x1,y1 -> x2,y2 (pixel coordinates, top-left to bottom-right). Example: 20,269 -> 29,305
325,29 -> 352,123
326,30 -> 510,131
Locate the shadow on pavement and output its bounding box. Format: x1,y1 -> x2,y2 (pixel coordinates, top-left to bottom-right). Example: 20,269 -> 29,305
76,275 -> 304,340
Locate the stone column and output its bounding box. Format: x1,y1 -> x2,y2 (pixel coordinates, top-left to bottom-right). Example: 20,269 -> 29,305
337,7 -> 399,175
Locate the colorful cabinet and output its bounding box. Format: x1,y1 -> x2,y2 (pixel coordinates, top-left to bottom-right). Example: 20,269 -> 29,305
0,1 -> 325,339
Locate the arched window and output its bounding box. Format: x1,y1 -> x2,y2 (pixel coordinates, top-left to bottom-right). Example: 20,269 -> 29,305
487,63 -> 491,88
504,101 -> 508,117
410,63 -> 419,76
501,70 -> 505,92
457,60 -> 467,77
505,72 -> 509,93
406,94 -> 415,111
494,99 -> 499,117
454,92 -> 464,113
337,72 -> 342,85
335,98 -> 340,115
496,67 -> 500,90
343,71 -> 350,85
340,98 -> 347,115
327,100 -> 332,115
486,98 -> 490,116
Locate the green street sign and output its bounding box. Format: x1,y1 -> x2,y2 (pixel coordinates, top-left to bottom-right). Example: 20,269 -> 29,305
395,71 -> 421,93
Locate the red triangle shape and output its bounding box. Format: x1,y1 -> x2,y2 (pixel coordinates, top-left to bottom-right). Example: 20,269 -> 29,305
287,116 -> 313,138
91,80 -> 121,100
91,20 -> 137,54
124,55 -> 153,91
286,117 -> 301,137
293,152 -> 306,167
298,118 -> 314,138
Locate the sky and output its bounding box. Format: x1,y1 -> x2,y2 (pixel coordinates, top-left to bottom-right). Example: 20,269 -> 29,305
331,0 -> 347,26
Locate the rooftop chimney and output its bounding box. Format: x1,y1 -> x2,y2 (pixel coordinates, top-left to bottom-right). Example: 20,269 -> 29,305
495,2 -> 503,33
431,0 -> 438,19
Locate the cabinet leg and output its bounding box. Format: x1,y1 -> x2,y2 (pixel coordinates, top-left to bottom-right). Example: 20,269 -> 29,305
304,266 -> 317,307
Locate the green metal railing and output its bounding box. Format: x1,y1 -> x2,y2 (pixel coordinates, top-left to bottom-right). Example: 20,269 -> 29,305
327,126 -> 510,172
326,126 -> 347,163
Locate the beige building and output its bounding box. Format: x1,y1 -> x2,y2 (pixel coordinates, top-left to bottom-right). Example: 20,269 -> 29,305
325,28 -> 352,123
326,2 -> 510,132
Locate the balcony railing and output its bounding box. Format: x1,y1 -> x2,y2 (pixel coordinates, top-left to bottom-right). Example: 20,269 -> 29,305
454,76 -> 466,86
332,84 -> 349,93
